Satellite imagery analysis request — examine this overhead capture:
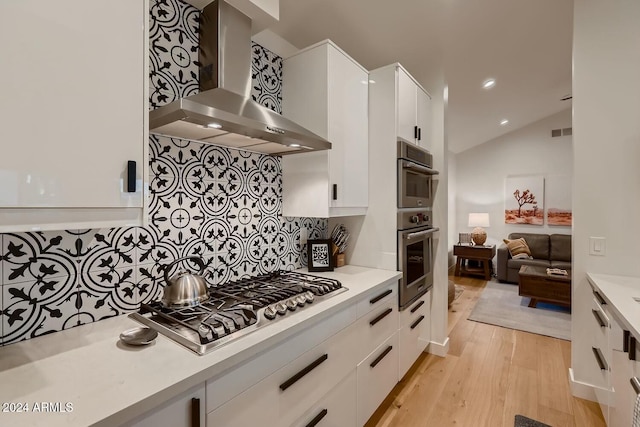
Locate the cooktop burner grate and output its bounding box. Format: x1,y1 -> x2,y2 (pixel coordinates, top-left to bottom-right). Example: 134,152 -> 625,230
130,270 -> 347,355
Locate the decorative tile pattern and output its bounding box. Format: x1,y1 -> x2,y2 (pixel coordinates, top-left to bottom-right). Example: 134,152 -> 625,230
149,0 -> 199,109
251,42 -> 283,114
0,0 -> 327,345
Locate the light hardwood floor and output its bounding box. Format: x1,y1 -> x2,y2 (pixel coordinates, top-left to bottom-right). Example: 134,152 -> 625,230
366,275 -> 606,427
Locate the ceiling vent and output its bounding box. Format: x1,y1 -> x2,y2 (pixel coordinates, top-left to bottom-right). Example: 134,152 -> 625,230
551,127 -> 572,137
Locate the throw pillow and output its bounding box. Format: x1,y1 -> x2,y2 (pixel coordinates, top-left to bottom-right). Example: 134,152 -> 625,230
503,238 -> 532,259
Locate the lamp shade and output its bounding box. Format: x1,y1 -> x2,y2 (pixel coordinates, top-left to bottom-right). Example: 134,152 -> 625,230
468,213 -> 490,228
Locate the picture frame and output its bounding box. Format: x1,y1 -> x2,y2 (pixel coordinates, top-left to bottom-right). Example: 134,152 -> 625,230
458,232 -> 472,245
307,239 -> 334,272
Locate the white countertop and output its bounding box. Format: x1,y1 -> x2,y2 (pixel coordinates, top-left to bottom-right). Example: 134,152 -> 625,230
587,273 -> 640,340
0,266 -> 401,427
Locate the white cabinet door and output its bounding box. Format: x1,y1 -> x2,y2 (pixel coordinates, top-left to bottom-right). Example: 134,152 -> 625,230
397,67 -> 417,143
0,0 -> 147,231
416,88 -> 432,151
327,45 -> 368,212
290,369 -> 357,427
282,40 -> 368,218
398,291 -> 431,380
128,384 -> 205,427
397,66 -> 432,150
356,332 -> 399,426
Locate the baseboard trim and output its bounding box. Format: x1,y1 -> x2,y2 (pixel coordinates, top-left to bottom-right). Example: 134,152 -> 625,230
568,368 -> 597,401
428,337 -> 449,357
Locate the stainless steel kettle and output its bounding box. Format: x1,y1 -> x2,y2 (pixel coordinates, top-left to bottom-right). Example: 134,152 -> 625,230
161,256 -> 209,308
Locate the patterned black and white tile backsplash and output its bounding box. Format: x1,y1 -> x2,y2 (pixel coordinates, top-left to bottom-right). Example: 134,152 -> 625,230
0,0 -> 325,346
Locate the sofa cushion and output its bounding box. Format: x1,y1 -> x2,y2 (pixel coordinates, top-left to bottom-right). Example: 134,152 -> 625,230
507,258 -> 551,270
551,260 -> 572,270
503,238 -> 532,259
550,234 -> 572,262
508,233 -> 550,260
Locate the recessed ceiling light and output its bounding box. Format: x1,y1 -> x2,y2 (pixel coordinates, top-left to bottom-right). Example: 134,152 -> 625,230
482,79 -> 496,89
289,143 -> 301,148
207,122 -> 222,129
500,119 -> 509,126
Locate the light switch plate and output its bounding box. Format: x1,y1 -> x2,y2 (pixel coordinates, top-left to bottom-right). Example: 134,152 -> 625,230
300,227 -> 308,245
589,237 -> 606,256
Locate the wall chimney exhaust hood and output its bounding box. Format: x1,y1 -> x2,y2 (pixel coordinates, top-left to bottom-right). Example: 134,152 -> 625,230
149,0 -> 331,155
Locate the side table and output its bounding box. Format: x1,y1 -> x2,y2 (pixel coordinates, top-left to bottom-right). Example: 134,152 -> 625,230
454,244 -> 496,280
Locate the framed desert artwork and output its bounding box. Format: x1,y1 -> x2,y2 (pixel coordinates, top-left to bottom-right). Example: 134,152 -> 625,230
505,175 -> 544,225
546,175 -> 572,226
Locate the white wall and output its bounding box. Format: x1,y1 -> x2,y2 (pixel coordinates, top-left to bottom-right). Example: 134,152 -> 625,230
453,108 -> 573,259
571,0 -> 640,397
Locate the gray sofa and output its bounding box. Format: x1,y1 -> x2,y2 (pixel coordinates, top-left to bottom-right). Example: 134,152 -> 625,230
497,233 -> 571,283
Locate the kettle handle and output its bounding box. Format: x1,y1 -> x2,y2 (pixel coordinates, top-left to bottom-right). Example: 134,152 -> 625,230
163,256 -> 206,285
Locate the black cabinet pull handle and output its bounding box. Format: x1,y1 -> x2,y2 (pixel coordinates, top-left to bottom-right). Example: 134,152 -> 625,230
191,398 -> 200,427
332,184 -> 337,201
410,315 -> 425,330
370,345 -> 393,368
279,354 -> 328,391
418,127 -> 422,141
593,290 -> 606,305
414,125 -> 419,140
624,330 -> 630,352
630,337 -> 637,361
410,300 -> 424,313
126,160 -> 136,192
370,289 -> 392,305
370,308 -> 393,327
591,309 -> 606,328
592,347 -> 608,371
305,409 -> 328,427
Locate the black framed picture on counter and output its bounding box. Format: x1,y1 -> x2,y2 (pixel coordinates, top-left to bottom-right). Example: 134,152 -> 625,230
307,239 -> 334,272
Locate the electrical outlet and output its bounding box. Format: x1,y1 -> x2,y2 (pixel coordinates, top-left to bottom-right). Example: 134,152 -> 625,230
300,227 -> 308,245
589,237 -> 606,256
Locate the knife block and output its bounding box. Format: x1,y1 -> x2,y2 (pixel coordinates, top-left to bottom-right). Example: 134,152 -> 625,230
331,243 -> 346,267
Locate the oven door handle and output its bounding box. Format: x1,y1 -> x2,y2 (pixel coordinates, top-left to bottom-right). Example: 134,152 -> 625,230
405,227 -> 439,240
402,161 -> 438,175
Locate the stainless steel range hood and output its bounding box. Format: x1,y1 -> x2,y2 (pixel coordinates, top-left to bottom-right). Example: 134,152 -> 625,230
149,0 -> 331,155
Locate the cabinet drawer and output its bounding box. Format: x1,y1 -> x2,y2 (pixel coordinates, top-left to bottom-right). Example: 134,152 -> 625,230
399,296 -> 428,328
357,302 -> 398,361
289,369 -> 357,427
356,281 -> 397,319
207,320 -> 358,427
273,320 -> 360,426
356,333 -> 399,426
398,312 -> 430,380
591,298 -> 609,353
206,303 -> 357,411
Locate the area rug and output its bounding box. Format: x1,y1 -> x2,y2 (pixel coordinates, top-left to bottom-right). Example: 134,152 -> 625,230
514,414 -> 551,427
467,280 -> 571,341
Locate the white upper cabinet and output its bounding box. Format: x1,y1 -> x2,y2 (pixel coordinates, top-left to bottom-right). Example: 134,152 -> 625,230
0,0 -> 148,232
397,66 -> 432,150
282,40 -> 368,218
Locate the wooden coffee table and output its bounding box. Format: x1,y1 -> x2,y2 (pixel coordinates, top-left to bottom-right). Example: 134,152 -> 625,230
518,265 -> 571,308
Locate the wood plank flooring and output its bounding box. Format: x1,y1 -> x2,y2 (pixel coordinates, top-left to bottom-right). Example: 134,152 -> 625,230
365,276 -> 606,427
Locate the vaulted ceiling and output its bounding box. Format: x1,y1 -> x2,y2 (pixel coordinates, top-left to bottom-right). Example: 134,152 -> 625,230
265,0 -> 574,153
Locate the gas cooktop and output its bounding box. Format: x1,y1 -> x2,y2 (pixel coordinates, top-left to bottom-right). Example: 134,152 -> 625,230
129,271 -> 347,355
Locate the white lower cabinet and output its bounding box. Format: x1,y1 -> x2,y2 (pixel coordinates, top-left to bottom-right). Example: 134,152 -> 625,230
398,291 -> 431,380
291,369 -> 357,427
126,383 -> 205,427
136,279 -> 411,427
356,333 -> 399,426
609,308 -> 640,427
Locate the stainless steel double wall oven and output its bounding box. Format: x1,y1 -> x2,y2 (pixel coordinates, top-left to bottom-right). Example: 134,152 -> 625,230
397,139 -> 439,310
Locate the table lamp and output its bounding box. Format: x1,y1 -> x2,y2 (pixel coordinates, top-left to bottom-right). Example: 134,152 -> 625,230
468,213 -> 490,245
